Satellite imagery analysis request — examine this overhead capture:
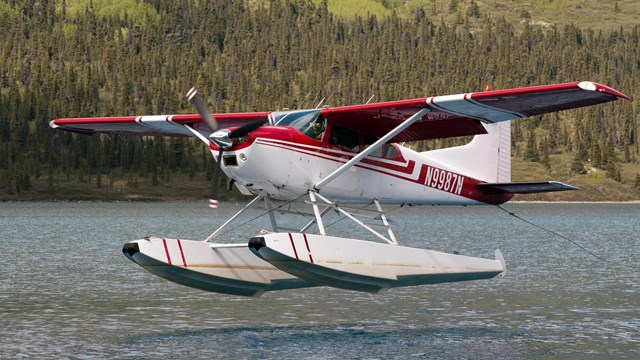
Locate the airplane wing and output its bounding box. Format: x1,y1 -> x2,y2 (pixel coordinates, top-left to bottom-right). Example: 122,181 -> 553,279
321,81 -> 630,142
50,112 -> 270,137
50,81 -> 628,142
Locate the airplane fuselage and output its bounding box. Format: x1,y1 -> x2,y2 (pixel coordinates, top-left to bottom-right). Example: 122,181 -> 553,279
215,126 -> 512,205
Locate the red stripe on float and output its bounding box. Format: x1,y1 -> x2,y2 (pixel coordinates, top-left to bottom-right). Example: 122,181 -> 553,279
177,239 -> 187,267
302,233 -> 314,264
288,233 -> 299,260
162,238 -> 172,265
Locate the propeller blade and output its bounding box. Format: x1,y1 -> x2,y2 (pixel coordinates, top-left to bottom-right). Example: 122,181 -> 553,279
211,147 -> 224,201
185,87 -> 226,209
228,118 -> 268,139
186,87 -> 218,132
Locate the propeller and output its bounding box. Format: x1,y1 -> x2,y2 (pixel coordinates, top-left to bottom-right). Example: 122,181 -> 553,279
229,118 -> 266,138
186,88 -> 218,131
185,88 -> 267,207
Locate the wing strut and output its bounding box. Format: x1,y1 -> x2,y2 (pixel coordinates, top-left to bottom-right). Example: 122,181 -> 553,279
309,191 -> 398,245
183,124 -> 211,146
313,108 -> 430,191
204,194 -> 265,242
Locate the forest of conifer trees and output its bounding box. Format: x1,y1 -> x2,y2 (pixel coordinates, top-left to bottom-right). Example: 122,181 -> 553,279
0,0 -> 639,200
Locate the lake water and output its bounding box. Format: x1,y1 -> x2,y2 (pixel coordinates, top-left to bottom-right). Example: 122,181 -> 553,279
1,202 -> 638,359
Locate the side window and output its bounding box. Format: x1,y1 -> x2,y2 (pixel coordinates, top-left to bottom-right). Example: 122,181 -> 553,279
329,125 -> 360,151
383,144 -> 398,158
364,136 -> 382,157
364,135 -> 398,158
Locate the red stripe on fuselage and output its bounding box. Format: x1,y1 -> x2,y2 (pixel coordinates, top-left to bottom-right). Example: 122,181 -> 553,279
256,138 -> 431,184
256,139 -> 415,175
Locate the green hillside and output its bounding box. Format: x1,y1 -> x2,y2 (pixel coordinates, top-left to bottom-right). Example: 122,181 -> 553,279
1,0 -> 639,201
315,0 -> 640,32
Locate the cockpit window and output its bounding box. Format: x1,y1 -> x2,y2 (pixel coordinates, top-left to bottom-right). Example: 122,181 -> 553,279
274,109 -> 320,128
272,109 -> 325,140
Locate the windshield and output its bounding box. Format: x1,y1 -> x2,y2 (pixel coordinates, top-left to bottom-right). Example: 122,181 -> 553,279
273,109 -> 320,129
273,109 -> 325,140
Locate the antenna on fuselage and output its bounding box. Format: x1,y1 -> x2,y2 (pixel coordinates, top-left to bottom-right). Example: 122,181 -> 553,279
324,84 -> 341,107
297,87 -> 316,109
365,95 -> 375,104
313,85 -> 341,109
311,93 -> 320,109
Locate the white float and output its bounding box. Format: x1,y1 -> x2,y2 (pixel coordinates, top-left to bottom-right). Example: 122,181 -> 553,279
249,232 -> 506,293
123,237 -> 317,297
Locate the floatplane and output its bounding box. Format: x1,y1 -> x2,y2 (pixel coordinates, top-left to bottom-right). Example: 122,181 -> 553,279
51,81 -> 629,296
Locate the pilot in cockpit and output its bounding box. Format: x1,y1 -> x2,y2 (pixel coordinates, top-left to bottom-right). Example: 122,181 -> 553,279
307,116 -> 326,141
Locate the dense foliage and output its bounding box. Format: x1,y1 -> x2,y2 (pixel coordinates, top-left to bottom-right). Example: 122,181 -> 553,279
0,0 -> 638,199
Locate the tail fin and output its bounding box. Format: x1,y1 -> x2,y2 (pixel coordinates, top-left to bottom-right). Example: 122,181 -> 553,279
421,122 -> 511,183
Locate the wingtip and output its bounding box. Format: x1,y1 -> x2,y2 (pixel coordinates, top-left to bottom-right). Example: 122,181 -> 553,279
547,181 -> 580,191
578,81 -> 632,100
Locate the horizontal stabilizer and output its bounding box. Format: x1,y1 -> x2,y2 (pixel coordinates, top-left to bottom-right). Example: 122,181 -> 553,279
477,181 -> 579,194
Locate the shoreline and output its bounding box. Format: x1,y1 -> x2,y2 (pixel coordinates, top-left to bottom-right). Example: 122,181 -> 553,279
3,199 -> 640,204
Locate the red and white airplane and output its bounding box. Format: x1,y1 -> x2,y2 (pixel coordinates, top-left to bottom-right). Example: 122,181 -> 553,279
51,81 -> 629,296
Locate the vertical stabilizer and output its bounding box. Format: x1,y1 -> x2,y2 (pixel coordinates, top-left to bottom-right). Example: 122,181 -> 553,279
421,122 -> 511,183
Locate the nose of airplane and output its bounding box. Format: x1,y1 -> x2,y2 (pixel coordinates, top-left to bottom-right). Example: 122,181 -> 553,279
122,242 -> 140,258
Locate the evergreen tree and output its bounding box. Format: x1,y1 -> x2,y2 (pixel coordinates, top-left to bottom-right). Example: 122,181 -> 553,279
523,130 -> 539,162
571,153 -> 587,175
0,0 -> 638,200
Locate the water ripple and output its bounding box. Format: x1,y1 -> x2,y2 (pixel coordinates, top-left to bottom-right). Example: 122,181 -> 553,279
1,202 -> 638,359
